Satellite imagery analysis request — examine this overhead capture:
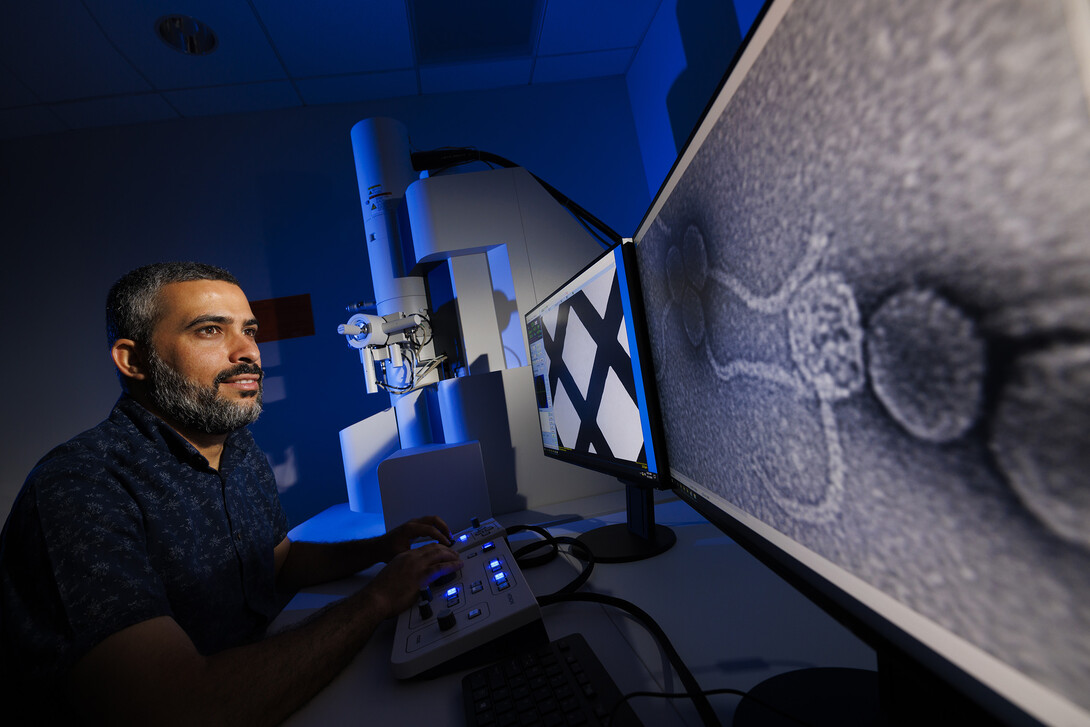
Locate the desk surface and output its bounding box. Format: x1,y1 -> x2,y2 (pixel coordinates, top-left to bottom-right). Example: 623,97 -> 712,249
273,496 -> 876,726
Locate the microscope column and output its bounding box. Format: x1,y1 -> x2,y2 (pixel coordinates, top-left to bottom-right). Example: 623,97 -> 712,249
350,117 -> 433,448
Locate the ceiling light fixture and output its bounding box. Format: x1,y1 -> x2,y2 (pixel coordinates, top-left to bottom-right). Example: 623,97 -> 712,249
156,15 -> 218,56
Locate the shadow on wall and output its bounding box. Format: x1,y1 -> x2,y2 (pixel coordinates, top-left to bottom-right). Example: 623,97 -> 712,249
666,0 -> 744,154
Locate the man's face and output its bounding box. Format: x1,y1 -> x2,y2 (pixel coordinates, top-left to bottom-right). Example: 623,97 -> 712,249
143,280 -> 264,436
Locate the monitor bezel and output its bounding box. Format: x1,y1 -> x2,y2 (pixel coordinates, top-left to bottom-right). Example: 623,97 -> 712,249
524,240 -> 669,490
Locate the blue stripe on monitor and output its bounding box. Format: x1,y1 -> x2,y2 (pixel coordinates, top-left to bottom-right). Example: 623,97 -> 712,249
615,245 -> 657,475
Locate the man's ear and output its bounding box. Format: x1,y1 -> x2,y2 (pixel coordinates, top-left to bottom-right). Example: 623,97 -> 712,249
111,339 -> 147,381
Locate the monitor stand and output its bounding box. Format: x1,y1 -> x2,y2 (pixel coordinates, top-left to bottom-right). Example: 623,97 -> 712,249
733,667 -> 879,726
576,479 -> 676,563
733,646 -> 1005,726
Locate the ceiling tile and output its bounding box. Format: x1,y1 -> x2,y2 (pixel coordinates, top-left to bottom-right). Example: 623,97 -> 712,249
0,106 -> 69,140
82,0 -> 287,89
419,58 -> 532,95
533,49 -> 633,85
296,70 -> 419,106
538,0 -> 662,55
48,93 -> 178,131
249,0 -> 415,77
411,0 -> 544,65
163,81 -> 302,118
0,0 -> 152,103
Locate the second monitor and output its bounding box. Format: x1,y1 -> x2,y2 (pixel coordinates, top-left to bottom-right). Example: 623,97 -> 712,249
525,240 -> 674,562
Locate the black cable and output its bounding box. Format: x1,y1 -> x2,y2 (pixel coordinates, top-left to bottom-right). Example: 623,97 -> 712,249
375,348 -> 415,394
505,525 -> 811,727
614,688 -> 815,727
508,524 -> 561,568
507,524 -> 595,594
506,524 -> 720,727
414,313 -> 434,347
523,168 -> 621,248
540,591 -> 722,727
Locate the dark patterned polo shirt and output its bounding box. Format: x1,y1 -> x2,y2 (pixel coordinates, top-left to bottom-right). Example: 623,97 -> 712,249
0,394 -> 290,688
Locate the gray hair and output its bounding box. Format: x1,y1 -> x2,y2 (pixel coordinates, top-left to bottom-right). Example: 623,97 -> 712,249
105,261 -> 240,350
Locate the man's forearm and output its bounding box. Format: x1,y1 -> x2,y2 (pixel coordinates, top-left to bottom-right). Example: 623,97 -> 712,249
68,584 -> 393,727
202,584 -> 392,724
71,543 -> 461,727
193,542 -> 455,724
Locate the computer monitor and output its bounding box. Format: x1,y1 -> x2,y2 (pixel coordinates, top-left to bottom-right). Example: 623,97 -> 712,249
525,241 -> 675,562
634,0 -> 1090,725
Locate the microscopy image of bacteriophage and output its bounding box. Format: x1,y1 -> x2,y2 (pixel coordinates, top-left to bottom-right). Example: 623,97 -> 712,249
866,288 -> 985,445
635,0 -> 1090,711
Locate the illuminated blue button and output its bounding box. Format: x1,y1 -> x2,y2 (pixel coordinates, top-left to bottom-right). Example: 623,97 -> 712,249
458,533 -> 469,543
445,587 -> 459,598
488,559 -> 502,572
482,542 -> 496,552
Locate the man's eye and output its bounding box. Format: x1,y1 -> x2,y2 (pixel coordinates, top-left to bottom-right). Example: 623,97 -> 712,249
199,326 -> 221,336
244,328 -> 258,337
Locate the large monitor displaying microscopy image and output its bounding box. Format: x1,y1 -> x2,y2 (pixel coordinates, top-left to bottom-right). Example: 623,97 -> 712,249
526,241 -> 674,561
635,0 -> 1090,725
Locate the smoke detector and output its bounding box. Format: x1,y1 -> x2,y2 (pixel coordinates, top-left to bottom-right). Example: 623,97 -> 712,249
156,15 -> 218,56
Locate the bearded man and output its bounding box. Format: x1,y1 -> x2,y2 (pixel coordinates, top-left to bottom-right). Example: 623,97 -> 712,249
0,262 -> 462,724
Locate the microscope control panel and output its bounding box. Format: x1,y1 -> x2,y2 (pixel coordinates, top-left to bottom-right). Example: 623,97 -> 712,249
391,518 -> 542,679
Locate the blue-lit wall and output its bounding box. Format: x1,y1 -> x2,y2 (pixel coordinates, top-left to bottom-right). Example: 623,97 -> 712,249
0,2 -> 751,529
629,0 -> 762,198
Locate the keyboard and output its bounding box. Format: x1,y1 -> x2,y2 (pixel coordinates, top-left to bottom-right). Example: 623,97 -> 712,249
462,632 -> 644,726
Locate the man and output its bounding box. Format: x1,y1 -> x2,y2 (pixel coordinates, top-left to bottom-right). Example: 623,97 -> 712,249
0,262 -> 463,724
